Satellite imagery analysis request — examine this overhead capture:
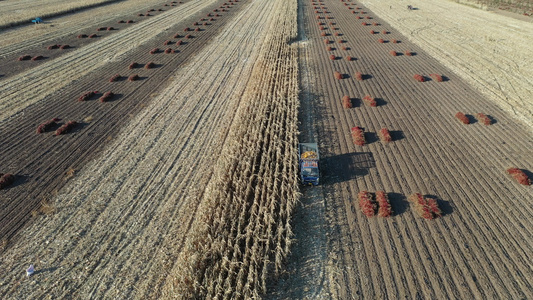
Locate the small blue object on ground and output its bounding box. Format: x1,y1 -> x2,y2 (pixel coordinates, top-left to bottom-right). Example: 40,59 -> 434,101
32,17 -> 43,24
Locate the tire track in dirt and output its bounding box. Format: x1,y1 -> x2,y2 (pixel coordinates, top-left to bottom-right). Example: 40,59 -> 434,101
0,0 -> 280,297
299,0 -> 533,299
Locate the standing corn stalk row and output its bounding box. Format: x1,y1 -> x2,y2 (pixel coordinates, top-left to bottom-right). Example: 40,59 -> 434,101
163,0 -> 299,298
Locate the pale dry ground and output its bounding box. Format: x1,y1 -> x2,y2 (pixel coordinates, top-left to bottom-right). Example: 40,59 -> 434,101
0,0 -> 293,298
0,0 -> 116,27
0,0 -> 216,124
362,0 -> 533,129
0,0 -> 168,51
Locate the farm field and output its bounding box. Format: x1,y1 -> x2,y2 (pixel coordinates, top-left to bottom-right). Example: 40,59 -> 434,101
0,0 -> 532,299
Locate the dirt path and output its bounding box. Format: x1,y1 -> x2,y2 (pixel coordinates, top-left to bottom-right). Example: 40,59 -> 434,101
0,0 -> 297,298
288,0 -> 533,299
361,0 -> 533,129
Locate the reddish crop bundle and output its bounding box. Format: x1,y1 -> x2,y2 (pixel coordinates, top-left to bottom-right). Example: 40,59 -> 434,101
378,128 -> 392,142
429,73 -> 443,82
326,16 -> 333,19
109,74 -> 121,82
323,39 -> 330,44
408,193 -> 441,219
334,32 -> 340,36
127,20 -> 134,23
392,39 -> 399,43
36,118 -> 60,133
78,91 -> 98,102
346,56 -> 353,61
185,34 -> 193,39
378,39 -> 385,43
88,34 -> 97,38
165,48 -> 175,54
173,33 -> 182,38
145,61 -> 155,69
316,16 -> 322,19
355,72 -> 363,81
390,50 -> 397,56
77,34 -> 88,38
31,55 -> 44,61
362,22 -> 369,25
351,126 -> 365,146
358,191 -> 376,217
405,51 -> 413,56
334,71 -> 343,79
128,74 -> 139,81
329,54 -> 336,60
382,30 -> 389,34
413,74 -> 425,82
475,113 -> 492,125
149,48 -> 159,54
338,39 -> 344,43
326,46 -> 333,51
193,21 -> 199,26
376,191 -> 392,217
55,121 -> 77,136
363,95 -> 376,107
129,62 -> 138,69
96,27 -> 106,31
455,112 -> 470,124
356,16 -> 362,19
99,91 -> 114,102
366,16 -> 373,19
118,20 -> 125,23
107,27 -> 114,31
18,55 -> 32,61
184,27 -> 191,32
507,168 -> 531,185
0,174 -> 15,190
164,40 -> 172,45
195,27 -> 201,31
176,40 -> 184,46
320,32 -> 327,37
59,44 -> 70,49
370,30 -> 376,34
47,44 -> 60,50
342,95 -> 352,108
372,22 -> 378,26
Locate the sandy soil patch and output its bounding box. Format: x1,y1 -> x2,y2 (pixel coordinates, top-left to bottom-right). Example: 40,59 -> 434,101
362,0 -> 533,129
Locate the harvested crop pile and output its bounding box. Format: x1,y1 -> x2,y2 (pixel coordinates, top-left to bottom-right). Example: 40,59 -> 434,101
165,0 -> 299,297
77,34 -> 88,38
59,45 -> 70,50
36,118 -> 60,133
149,48 -> 160,54
109,74 -> 121,82
127,20 -> 134,23
506,168 -> 531,185
334,71 -> 343,79
17,55 -> 32,61
329,54 -> 336,60
0,174 -> 15,190
362,95 -> 377,107
413,74 -> 425,82
88,34 -> 97,38
128,74 -> 139,81
96,27 -> 106,31
163,40 -> 172,45
390,50 -> 397,56
175,40 -> 183,45
376,191 -> 392,217
455,112 -> 470,124
78,91 -> 98,102
346,56 -> 353,61
430,73 -> 443,82
31,55 -> 44,61
378,128 -> 392,142
355,72 -> 363,81
408,193 -> 441,219
475,113 -> 492,125
351,126 -> 365,146
342,95 -> 352,108
47,44 -> 60,50
99,92 -> 114,102
164,48 -> 175,54
358,191 -> 376,217
378,38 -> 385,43
185,34 -> 193,39
405,51 -> 413,56
392,39 -> 399,43
145,62 -> 155,69
107,27 -> 114,31
128,62 -> 138,69
54,121 -> 77,136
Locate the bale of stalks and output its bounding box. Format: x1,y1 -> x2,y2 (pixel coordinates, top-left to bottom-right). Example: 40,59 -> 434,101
88,34 -> 97,38
405,51 -> 413,56
36,118 -> 60,133
358,191 -> 376,217
370,30 -> 376,34
346,56 -> 353,61
382,30 -> 389,34
342,95 -> 352,108
362,95 -> 376,107
107,27 -> 114,31
31,55 -> 44,61
475,113 -> 492,125
185,34 -> 193,39
430,73 -> 443,82
355,72 -> 363,81
0,174 -> 15,190
341,46 -> 348,50
164,48 -> 175,54
390,50 -> 397,56
413,74 -> 425,82
362,22 -> 369,25
356,16 -> 362,19
324,39 -> 330,44
334,71 -> 343,79
54,121 -> 77,136
129,62 -> 138,69
327,46 -> 333,51
59,44 -> 70,49
128,74 -> 139,81
392,39 -> 399,43
173,33 -> 182,38
77,34 -> 88,38
149,48 -> 160,54
506,168 -> 531,185
194,27 -> 201,32
378,128 -> 391,142
145,61 -> 155,69
118,20 -> 125,23
96,27 -> 106,31
329,54 -> 336,60
127,20 -> 134,23
78,91 -> 98,102
47,44 -> 60,50
109,74 -> 121,82
408,193 -> 441,219
351,126 -> 365,146
376,191 -> 392,217
455,112 -> 470,124
163,40 -> 172,45
320,32 -> 327,37
373,22 -> 379,25
334,32 -> 340,36
378,39 -> 385,43
176,40 -> 184,46
99,91 -> 114,103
